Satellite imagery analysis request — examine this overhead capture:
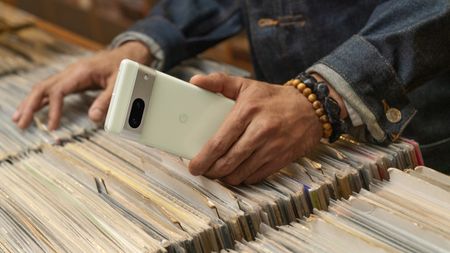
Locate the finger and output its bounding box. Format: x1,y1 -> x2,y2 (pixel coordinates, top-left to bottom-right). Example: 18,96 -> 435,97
12,101 -> 25,122
47,91 -> 64,131
14,71 -> 63,126
12,111 -> 21,122
88,82 -> 114,122
188,103 -> 252,176
221,144 -> 279,185
13,85 -> 51,120
190,73 -> 245,100
17,88 -> 47,129
204,121 -> 268,179
244,156 -> 290,185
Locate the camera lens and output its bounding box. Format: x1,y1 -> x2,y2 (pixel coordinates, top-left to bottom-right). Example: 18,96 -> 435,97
128,98 -> 145,128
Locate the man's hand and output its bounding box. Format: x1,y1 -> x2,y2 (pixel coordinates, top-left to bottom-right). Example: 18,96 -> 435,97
188,73 -> 322,185
12,41 -> 151,130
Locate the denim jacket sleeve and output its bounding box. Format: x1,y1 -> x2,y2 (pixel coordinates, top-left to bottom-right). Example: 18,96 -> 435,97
308,0 -> 450,143
112,0 -> 242,71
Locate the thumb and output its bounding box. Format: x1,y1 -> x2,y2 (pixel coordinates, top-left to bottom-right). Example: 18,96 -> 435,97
89,87 -> 113,122
190,73 -> 245,100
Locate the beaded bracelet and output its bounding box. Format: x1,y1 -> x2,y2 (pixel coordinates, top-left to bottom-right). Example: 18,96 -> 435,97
284,73 -> 343,142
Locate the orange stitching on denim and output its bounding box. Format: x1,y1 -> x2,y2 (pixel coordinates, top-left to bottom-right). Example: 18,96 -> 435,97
258,15 -> 306,28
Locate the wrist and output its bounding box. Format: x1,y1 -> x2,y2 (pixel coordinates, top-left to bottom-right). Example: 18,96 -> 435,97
286,72 -> 346,142
310,73 -> 348,120
116,41 -> 153,65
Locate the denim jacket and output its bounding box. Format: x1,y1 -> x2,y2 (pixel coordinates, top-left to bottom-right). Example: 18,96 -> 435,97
112,0 -> 450,169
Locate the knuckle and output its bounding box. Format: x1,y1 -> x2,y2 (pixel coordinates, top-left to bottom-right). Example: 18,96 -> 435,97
31,83 -> 44,92
269,140 -> 285,153
22,107 -> 34,116
209,138 -> 226,154
74,61 -> 93,76
210,72 -> 226,79
75,64 -> 89,75
266,139 -> 284,154
240,103 -> 260,118
232,146 -> 247,160
257,121 -> 279,137
213,158 -> 234,175
266,121 -> 279,133
49,88 -> 64,98
216,158 -> 232,170
231,115 -> 247,130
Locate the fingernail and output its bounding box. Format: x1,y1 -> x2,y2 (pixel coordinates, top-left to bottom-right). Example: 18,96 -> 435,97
12,111 -> 20,121
89,108 -> 103,121
190,74 -> 204,83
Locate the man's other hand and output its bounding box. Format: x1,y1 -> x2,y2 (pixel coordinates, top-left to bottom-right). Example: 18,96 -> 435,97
12,41 -> 151,130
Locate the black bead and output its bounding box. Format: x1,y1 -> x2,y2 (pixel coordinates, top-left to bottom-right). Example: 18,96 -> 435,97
303,78 -> 316,89
293,72 -> 344,143
316,82 -> 329,101
329,121 -> 342,143
324,97 -> 340,121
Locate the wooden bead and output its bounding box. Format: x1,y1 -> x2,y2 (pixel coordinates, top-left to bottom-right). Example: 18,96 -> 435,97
302,88 -> 312,96
319,115 -> 328,123
323,122 -> 332,130
312,100 -> 322,109
308,93 -> 317,102
297,83 -> 306,91
323,128 -> 333,138
315,108 -> 325,117
292,79 -> 300,86
285,80 -> 293,86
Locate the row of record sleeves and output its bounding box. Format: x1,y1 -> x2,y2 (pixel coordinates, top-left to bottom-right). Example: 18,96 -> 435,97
1,131 -> 449,253
1,3 -> 449,252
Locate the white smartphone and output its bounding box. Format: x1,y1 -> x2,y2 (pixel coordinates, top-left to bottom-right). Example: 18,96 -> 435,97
104,59 -> 235,159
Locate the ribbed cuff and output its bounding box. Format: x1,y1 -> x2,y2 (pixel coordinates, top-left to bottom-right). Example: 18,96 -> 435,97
344,100 -> 364,127
110,31 -> 164,70
125,16 -> 187,71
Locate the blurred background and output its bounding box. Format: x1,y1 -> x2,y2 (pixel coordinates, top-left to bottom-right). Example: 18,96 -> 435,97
1,0 -> 253,72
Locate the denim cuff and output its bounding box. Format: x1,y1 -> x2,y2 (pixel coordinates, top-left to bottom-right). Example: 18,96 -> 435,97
308,35 -> 417,143
110,31 -> 165,70
123,16 -> 186,71
343,100 -> 363,127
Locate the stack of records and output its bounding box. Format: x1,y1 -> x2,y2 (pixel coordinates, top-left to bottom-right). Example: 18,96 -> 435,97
0,131 -> 445,252
0,3 -> 449,253
231,168 -> 450,253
